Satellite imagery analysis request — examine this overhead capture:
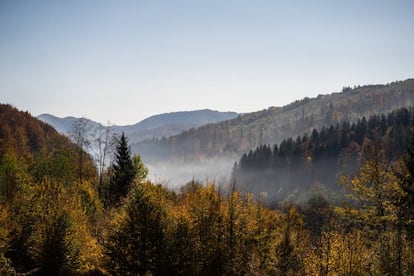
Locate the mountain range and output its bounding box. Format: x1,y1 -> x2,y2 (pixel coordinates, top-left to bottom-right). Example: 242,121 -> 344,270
131,79 -> 414,185
36,79 -> 414,186
37,109 -> 239,145
135,79 -> 414,163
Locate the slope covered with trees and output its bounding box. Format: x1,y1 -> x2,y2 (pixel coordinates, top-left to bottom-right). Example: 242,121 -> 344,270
136,79 -> 414,163
0,104 -> 101,273
2,103 -> 414,274
1,104 -> 77,157
233,107 -> 414,204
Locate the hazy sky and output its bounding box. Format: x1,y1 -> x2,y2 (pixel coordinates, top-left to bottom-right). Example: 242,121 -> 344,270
1,0 -> 413,125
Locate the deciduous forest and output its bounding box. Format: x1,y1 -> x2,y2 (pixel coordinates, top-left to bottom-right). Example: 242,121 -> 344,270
1,103 -> 414,275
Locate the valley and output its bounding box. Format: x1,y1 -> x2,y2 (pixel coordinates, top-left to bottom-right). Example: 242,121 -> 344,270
2,79 -> 414,274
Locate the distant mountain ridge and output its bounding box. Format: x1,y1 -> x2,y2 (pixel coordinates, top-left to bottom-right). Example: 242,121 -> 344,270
120,109 -> 239,143
36,114 -> 101,135
135,79 -> 414,163
37,109 -> 239,144
36,79 -> 414,186
123,109 -> 239,131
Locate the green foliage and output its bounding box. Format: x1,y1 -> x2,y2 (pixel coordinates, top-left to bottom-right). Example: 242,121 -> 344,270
133,154 -> 148,182
29,149 -> 76,185
108,133 -> 136,205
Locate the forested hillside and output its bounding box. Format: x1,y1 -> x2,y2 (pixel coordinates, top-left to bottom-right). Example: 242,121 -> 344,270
1,105 -> 78,157
0,104 -> 101,273
136,79 -> 414,163
233,107 -> 414,204
2,103 -> 414,274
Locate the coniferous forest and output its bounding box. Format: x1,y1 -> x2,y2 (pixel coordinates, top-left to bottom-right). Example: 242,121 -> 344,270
1,103 -> 414,275
233,107 -> 414,204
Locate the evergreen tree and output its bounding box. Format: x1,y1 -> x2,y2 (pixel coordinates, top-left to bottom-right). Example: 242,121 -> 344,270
109,133 -> 136,204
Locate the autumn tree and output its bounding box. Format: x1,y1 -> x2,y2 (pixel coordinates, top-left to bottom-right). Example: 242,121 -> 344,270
133,154 -> 148,182
274,206 -> 305,275
0,153 -> 19,201
221,186 -> 277,275
104,181 -> 167,275
0,207 -> 13,273
393,129 -> 414,273
336,140 -> 414,275
27,178 -> 101,274
398,129 -> 414,237
175,182 -> 223,274
165,207 -> 195,275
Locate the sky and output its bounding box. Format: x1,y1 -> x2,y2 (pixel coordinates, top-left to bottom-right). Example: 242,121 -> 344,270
1,0 -> 413,125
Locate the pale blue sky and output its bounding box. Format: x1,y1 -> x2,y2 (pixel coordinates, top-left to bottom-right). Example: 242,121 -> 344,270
1,0 -> 413,125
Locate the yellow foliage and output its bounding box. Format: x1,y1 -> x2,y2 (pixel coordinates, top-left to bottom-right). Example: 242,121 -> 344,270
24,179 -> 103,273
305,228 -> 373,275
0,203 -> 10,256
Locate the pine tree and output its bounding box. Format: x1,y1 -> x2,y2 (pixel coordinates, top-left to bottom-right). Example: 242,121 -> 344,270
109,133 -> 135,204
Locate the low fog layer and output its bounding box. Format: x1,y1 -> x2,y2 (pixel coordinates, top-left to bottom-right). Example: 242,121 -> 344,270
143,156 -> 238,190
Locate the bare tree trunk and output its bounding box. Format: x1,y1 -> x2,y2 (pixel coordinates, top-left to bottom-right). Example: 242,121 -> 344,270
69,118 -> 92,184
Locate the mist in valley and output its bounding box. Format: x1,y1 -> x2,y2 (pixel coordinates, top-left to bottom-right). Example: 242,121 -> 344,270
142,156 -> 238,190
235,156 -> 349,205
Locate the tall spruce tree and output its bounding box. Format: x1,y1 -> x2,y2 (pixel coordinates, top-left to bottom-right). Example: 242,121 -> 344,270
109,133 -> 136,204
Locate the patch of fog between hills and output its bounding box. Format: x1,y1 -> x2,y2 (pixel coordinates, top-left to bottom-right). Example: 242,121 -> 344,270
144,157 -> 237,190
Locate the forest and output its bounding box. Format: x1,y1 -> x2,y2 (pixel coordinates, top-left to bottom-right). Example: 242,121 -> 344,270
233,107 -> 414,204
1,103 -> 414,275
135,79 -> 414,163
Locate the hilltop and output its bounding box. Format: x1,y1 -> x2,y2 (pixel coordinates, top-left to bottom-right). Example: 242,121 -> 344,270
38,109 -> 239,145
135,79 -> 414,163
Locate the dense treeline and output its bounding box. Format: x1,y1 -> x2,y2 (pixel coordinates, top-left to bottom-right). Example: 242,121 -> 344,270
2,104 -> 414,275
135,79 -> 414,162
233,107 -> 414,204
